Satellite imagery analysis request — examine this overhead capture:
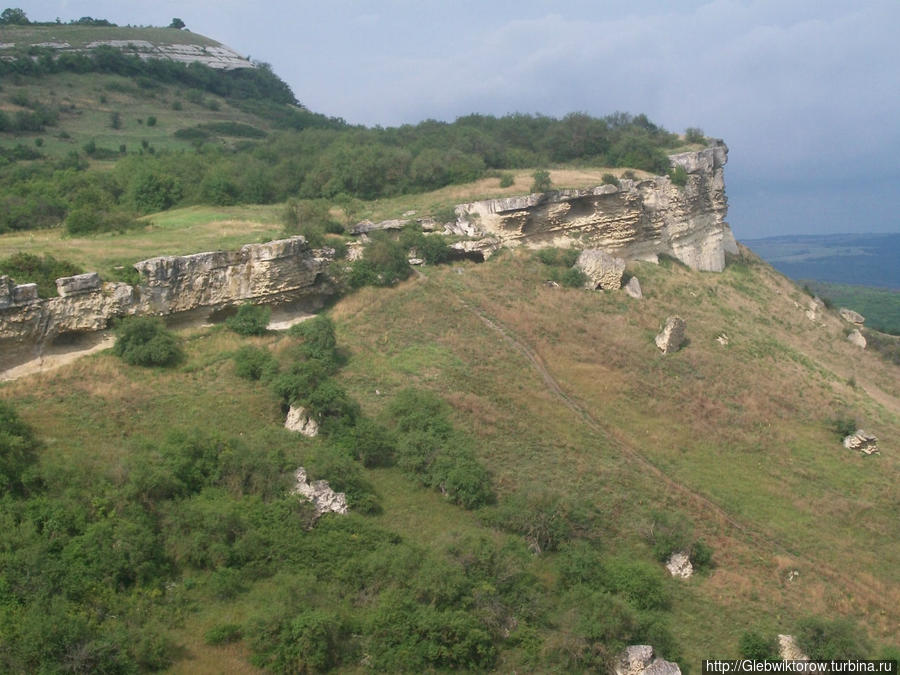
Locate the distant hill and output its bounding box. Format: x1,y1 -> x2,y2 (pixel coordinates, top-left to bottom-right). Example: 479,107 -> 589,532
744,232 -> 900,289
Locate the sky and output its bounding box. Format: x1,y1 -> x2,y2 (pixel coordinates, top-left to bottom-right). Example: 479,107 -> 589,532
13,1 -> 900,239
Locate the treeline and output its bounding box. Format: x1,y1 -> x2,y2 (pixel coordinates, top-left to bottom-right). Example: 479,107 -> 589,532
0,108 -> 689,234
0,46 -> 298,107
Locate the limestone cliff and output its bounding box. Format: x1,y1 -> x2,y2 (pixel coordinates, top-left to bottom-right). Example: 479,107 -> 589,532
0,237 -> 331,359
453,142 -> 737,272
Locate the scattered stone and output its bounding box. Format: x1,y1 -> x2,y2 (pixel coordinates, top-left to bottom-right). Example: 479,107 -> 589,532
777,635 -> 809,661
11,283 -> 38,305
448,237 -> 501,262
716,333 -> 730,346
56,272 -> 101,297
402,210 -> 416,217
665,552 -> 693,579
847,329 -> 866,349
544,280 -> 561,288
624,276 -> 643,299
575,249 -> 626,290
655,316 -> 686,354
284,405 -> 319,437
346,242 -> 365,262
806,297 -> 825,322
350,218 -> 409,235
291,467 -> 348,517
418,217 -> 437,231
785,569 -> 800,582
839,308 -> 865,325
843,430 -> 878,455
408,257 -> 425,266
615,645 -> 681,675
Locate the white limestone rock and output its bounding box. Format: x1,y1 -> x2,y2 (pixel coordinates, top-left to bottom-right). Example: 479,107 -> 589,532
655,316 -> 686,354
843,430 -> 878,455
665,552 -> 693,578
778,634 -> 809,661
449,237 -> 501,262
847,329 -> 866,349
285,405 -> 319,437
624,276 -> 643,299
839,308 -> 865,325
350,218 -> 409,235
616,645 -> 681,675
291,467 -> 347,517
576,249 -> 626,290
56,272 -> 101,297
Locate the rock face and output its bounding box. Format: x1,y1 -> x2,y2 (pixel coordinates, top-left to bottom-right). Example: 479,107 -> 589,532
847,329 -> 867,349
616,645 -> 681,675
575,249 -> 626,290
839,308 -> 865,325
291,467 -> 348,517
778,635 -> 809,661
665,552 -> 693,578
806,297 -> 825,322
843,430 -> 879,455
454,143 -> 736,272
350,218 -> 409,235
0,237 -> 331,356
655,317 -> 686,354
448,237 -> 501,262
284,405 -> 319,437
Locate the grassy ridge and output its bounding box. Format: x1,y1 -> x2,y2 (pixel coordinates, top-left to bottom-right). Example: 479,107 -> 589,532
804,280 -> 900,335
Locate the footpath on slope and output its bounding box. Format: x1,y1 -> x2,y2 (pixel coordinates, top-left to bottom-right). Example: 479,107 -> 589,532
440,279 -> 895,624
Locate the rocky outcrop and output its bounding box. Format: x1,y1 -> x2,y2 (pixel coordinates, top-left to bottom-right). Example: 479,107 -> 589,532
806,297 -> 825,322
655,317 -> 686,354
448,237 -> 501,262
454,143 -> 736,272
665,552 -> 693,578
777,635 -> 809,661
0,237 -> 331,357
285,405 -> 319,437
616,645 -> 681,675
847,329 -> 867,349
839,308 -> 865,325
843,430 -> 878,455
350,218 -> 409,235
575,249 -> 626,290
291,467 -> 348,517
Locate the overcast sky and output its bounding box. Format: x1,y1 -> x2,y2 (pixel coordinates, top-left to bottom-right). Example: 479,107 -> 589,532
15,1 -> 900,239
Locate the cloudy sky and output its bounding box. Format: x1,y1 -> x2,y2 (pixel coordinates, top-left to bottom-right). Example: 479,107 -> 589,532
16,1 -> 900,239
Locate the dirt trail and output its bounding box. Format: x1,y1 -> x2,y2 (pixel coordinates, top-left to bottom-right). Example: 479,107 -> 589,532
450,289 -> 895,620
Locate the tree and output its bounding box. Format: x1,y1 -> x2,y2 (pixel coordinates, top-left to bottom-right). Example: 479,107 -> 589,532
531,169 -> 552,193
0,8 -> 29,25
169,18 -> 186,29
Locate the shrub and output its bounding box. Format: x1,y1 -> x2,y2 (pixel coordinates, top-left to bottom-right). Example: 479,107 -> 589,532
739,631 -> 778,660
146,115 -> 157,127
668,165 -> 688,187
647,510 -> 691,562
289,314 -> 337,361
0,399 -> 40,495
601,173 -> 620,187
796,616 -> 867,659
829,414 -> 857,439
499,172 -> 514,188
249,610 -> 347,673
531,169 -> 552,193
348,237 -> 411,288
0,252 -> 83,298
333,417 -> 395,467
601,557 -> 670,611
689,539 -> 714,570
225,303 -> 271,336
559,267 -> 588,288
233,346 -> 279,381
486,490 -> 577,553
113,316 -> 183,367
685,127 -> 705,144
205,623 -> 243,645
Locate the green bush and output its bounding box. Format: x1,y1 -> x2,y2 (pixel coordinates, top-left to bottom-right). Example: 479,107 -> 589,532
499,172 -> 514,188
333,417 -> 395,467
486,490 -> 577,553
0,252 -> 83,298
233,345 -> 279,381
225,303 -> 271,336
559,267 -> 588,288
112,316 -> 183,367
648,510 -> 691,562
249,610 -> 348,673
601,173 -> 620,187
685,127 -> 705,144
668,165 -> 688,187
830,414 -> 858,439
288,314 -> 338,362
204,623 -> 243,646
739,631 -> 778,660
0,399 -> 40,495
536,247 -> 580,268
531,169 -> 552,192
348,237 -> 411,288
796,616 -> 868,659
601,557 -> 670,611
689,539 -> 714,570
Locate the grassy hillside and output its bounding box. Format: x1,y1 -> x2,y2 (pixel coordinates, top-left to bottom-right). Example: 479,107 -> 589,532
1,242 -> 898,671
802,281 -> 900,336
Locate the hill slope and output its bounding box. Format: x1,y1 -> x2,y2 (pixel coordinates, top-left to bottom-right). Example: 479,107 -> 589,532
1,246 -> 897,671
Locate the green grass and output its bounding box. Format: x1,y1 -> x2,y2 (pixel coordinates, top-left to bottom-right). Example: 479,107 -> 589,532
1,24 -> 222,50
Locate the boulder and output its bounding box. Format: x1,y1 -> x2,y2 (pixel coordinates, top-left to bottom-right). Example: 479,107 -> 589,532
12,283 -> 38,304
655,316 -> 686,354
0,276 -> 13,309
665,552 -> 693,578
285,405 -> 319,437
843,430 -> 878,455
847,329 -> 866,349
624,276 -> 643,299
716,333 -> 730,346
777,634 -> 809,661
806,297 -> 825,322
350,218 -> 409,235
56,272 -> 102,297
839,307 -> 865,325
291,467 -> 348,517
575,249 -> 626,290
346,242 -> 365,262
615,645 -> 681,675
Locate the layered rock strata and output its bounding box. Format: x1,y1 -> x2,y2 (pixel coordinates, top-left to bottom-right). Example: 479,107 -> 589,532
454,142 -> 737,272
0,237 -> 331,356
